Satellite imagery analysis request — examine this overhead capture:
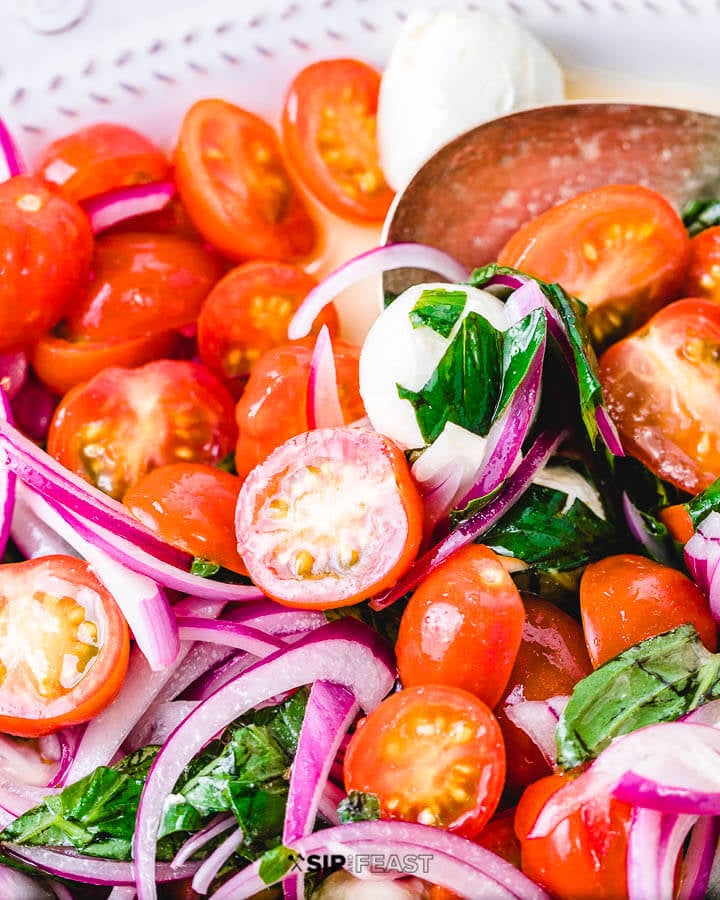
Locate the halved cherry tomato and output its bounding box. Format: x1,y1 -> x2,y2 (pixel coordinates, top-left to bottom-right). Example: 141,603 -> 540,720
35,123 -> 169,202
580,553 -> 717,667
175,99 -> 317,262
515,773 -> 631,900
282,58 -> 394,222
475,807 -> 522,869
123,462 -> 248,575
395,544 -> 524,708
234,338 -> 365,481
684,225 -> 720,302
62,232 -> 224,343
599,298 -> 720,493
0,175 -> 93,352
659,503 -> 695,545
32,330 -> 179,396
47,360 -> 237,499
344,684 -> 505,839
498,184 -> 691,346
0,556 -> 129,737
495,597 -> 592,797
235,427 -> 423,608
197,261 -> 337,393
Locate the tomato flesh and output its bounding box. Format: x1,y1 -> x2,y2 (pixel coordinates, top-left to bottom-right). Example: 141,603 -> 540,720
0,556 -> 129,737
235,427 -> 423,608
344,684 -> 505,839
684,225 -> 720,303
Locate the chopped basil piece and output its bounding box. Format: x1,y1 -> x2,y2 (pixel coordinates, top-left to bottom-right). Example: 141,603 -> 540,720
191,557 -> 221,577
685,475 -> 720,531
682,197 -> 720,236
337,790 -> 381,824
408,287 -> 467,337
258,843 -> 296,885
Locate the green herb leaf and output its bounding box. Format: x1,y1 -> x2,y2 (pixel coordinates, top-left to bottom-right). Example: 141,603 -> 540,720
496,308 -> 546,417
408,288 -> 468,338
258,843 -> 296,885
337,790 -> 381,824
682,198 -> 720,236
191,558 -> 221,577
556,624 -> 720,770
397,311 -> 503,443
685,475 -> 720,531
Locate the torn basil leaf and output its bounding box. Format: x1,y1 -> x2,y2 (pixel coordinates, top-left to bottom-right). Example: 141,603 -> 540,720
496,307 -> 546,418
685,475 -> 720,531
408,287 -> 468,337
337,790 -> 381,824
556,625 -> 720,770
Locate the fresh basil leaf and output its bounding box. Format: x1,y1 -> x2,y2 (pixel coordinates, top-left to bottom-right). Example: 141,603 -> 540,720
191,557 -> 221,577
230,781 -> 288,842
682,198 -> 720,236
685,475 -> 720,530
258,844 -> 296,885
397,311 -> 503,443
337,790 -> 380,824
408,288 -> 468,337
556,624 -> 720,770
496,308 -> 546,417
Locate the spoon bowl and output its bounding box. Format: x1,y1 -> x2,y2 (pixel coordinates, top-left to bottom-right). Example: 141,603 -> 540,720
383,102 -> 720,294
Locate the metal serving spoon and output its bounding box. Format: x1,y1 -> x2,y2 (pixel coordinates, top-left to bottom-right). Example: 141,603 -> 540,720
383,102 -> 720,294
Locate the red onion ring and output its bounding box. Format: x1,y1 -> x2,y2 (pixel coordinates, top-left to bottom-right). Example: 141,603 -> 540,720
306,325 -> 344,430
627,807 -> 697,900
677,815 -> 720,900
622,492 -> 673,566
82,181 -> 175,234
504,695 -> 569,768
0,118 -> 26,181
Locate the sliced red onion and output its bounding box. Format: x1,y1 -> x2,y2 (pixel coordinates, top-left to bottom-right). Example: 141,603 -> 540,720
595,406 -> 625,456
627,807 -> 697,900
47,881 -> 75,900
318,780 -> 345,826
154,643 -> 235,704
686,516 -> 720,621
209,820 -> 550,900
82,181 -> 175,234
678,815 -> 720,900
0,863 -> 54,899
307,325 -> 344,430
504,695 -> 569,768
3,845 -> 199,886
191,827 -> 243,895
0,734 -> 60,788
176,617 -> 287,656
0,118 -> 26,181
0,353 -> 27,401
133,619 -> 395,899
10,375 -> 57,444
181,650 -> 255,702
0,420 -> 190,569
11,484 -> 77,559
172,814 -> 236,868
107,889 -> 137,900
417,459 -> 466,540
288,243 -> 469,340
45,727 -> 83,789
371,427 -> 566,610
622,492 -> 673,566
222,600 -> 325,636
283,681 -> 359,900
125,700 -> 199,752
0,391 -> 16,560
483,273 -> 528,293
0,770 -> 56,818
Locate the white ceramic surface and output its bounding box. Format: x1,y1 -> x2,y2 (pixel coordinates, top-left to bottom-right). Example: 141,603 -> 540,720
0,0 -> 719,165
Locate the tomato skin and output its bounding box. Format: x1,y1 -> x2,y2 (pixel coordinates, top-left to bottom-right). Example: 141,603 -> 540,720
235,427 -> 423,609
684,225 -> 720,303
234,338 -> 365,481
123,462 -> 247,574
498,184 -> 690,347
35,123 -> 169,202
344,684 -> 506,839
495,597 -> 592,797
580,553 -> 717,667
475,807 -> 522,869
63,232 -> 224,343
515,773 -> 631,900
47,360 -> 237,500
197,261 -> 337,393
175,99 -> 317,262
600,298 -> 720,494
659,503 -> 695,545
0,556 -> 129,737
0,175 -> 93,352
395,544 -> 524,708
282,58 -> 394,222
32,329 -> 180,396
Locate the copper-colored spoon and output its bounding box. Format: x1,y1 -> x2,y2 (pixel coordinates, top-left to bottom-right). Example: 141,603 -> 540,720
383,102 -> 720,295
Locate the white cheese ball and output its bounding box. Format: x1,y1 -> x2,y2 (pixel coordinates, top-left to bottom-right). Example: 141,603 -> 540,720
359,283 -> 507,450
377,10 -> 565,191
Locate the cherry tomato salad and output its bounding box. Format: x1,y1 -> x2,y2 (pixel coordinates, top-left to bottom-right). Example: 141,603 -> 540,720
0,10 -> 720,900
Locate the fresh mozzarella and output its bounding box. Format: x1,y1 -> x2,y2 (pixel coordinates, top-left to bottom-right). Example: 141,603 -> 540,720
377,10 -> 565,191
411,421 -> 488,502
533,464 -> 605,520
359,283 -> 507,450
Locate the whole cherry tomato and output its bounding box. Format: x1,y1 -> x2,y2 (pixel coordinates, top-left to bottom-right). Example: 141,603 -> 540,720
395,544 -> 525,708
0,556 -> 129,737
580,553 -> 717,667
175,99 -> 317,262
495,596 -> 592,797
0,175 -> 93,352
47,360 -> 237,499
234,338 -> 365,481
498,183 -> 690,347
35,123 -> 169,202
515,773 -> 631,900
344,684 -> 506,839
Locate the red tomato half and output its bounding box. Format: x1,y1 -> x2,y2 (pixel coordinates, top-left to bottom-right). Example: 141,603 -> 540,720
175,99 -> 317,262
235,427 -> 423,608
47,360 -> 237,499
684,225 -> 720,303
599,298 -> 720,493
344,684 -> 505,839
35,123 -> 169,202
63,232 -> 224,343
197,261 -> 337,392
0,556 -> 129,737
498,184 -> 690,346
282,58 -> 394,222
0,175 -> 93,352
580,554 -> 717,667
396,544 -> 525,708
124,462 -> 248,575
